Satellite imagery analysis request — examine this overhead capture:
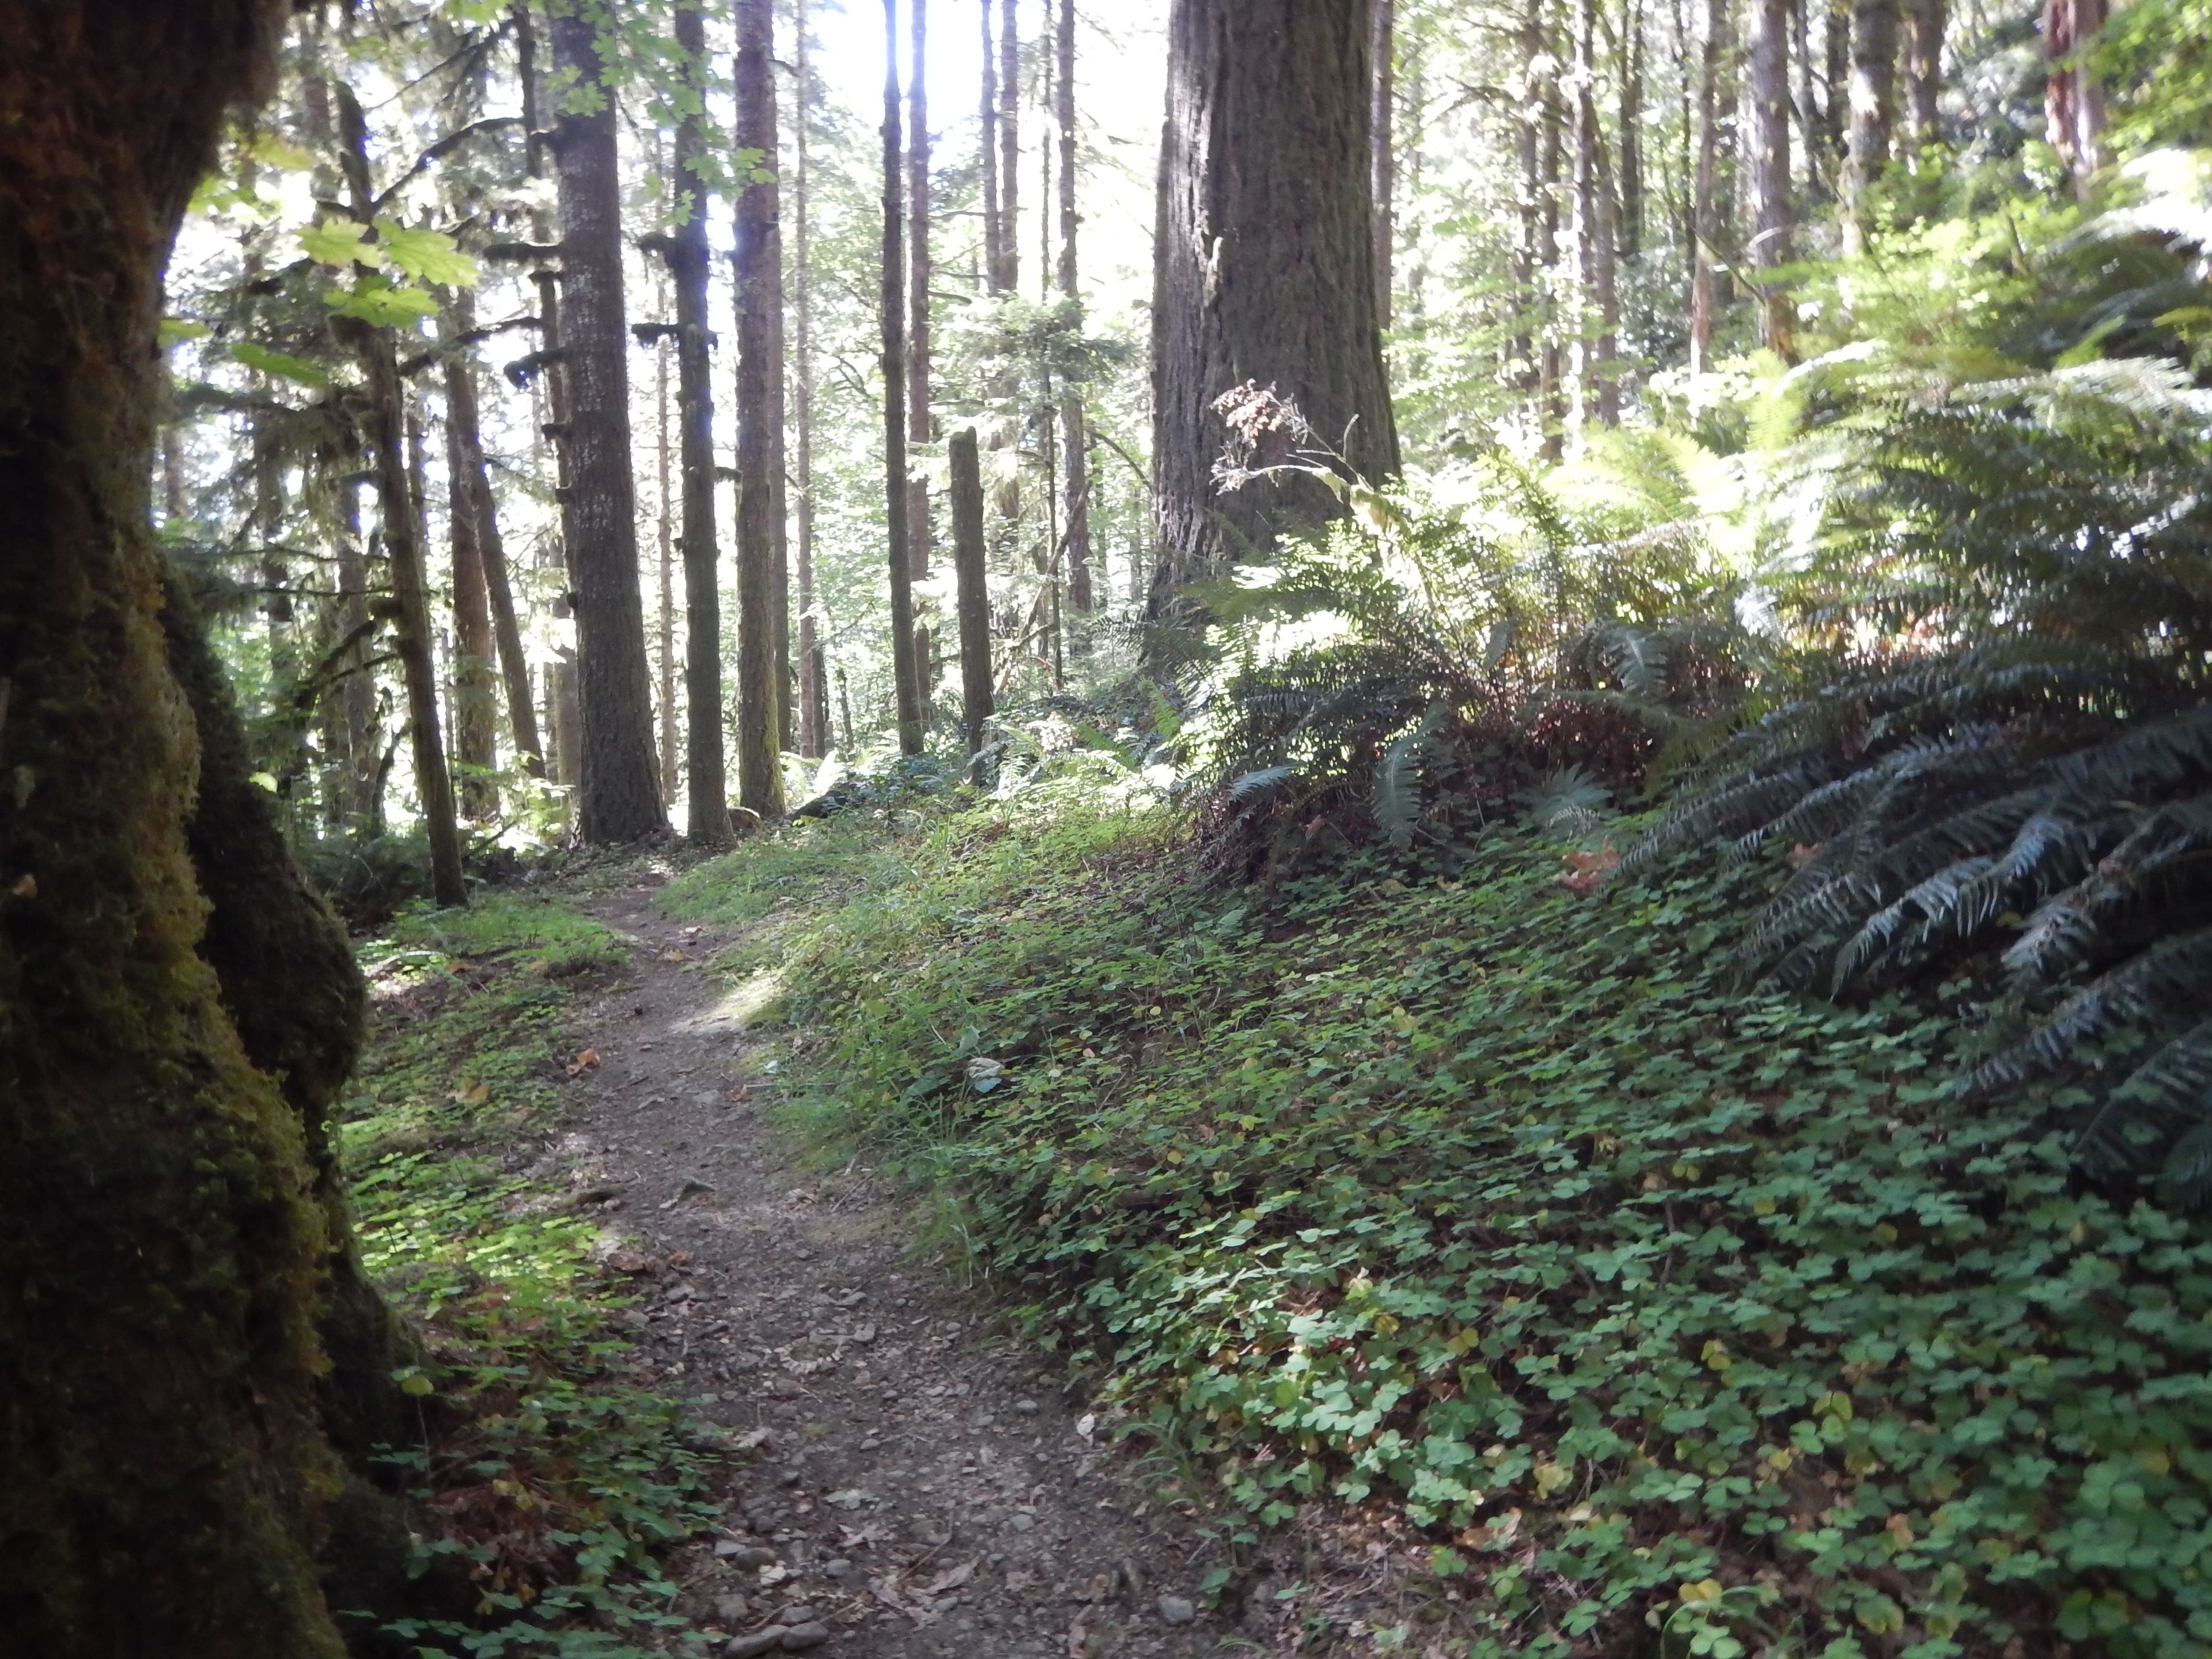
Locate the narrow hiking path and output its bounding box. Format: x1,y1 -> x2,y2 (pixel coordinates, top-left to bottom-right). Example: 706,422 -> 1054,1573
543,870 -> 1227,1659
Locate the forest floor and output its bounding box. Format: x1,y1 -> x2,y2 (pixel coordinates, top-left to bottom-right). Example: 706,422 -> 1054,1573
503,870 -> 1233,1659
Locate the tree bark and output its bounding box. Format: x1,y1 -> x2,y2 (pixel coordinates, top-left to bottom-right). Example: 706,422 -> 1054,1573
949,428 -> 997,762
333,480 -> 385,827
444,359 -> 499,821
1843,0 -> 1897,251
1745,0 -> 1794,352
441,299 -> 545,785
0,3 -> 358,1649
883,0 -> 927,755
908,0 -> 934,583
794,0 -> 827,759
1000,0 -> 1021,295
1371,0 -> 1396,330
2043,0 -> 2104,189
1688,0 -> 1729,372
656,331 -> 677,806
1903,0 -> 1943,153
1620,0 -> 1645,261
982,0 -> 1005,294
1515,0 -> 1544,395
1150,0 -> 1402,601
736,0 -> 790,814
1571,0 -> 1620,426
1057,0 -> 1094,615
551,3 -> 666,842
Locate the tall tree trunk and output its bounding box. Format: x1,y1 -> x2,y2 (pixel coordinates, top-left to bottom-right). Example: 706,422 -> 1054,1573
2044,0 -> 2104,188
795,0 -> 826,759
1539,42 -> 1566,457
1000,0 -> 1021,295
1515,0 -> 1544,395
445,368 -> 500,820
1843,0 -> 1897,250
735,0 -> 790,813
335,85 -> 467,907
334,480 -> 384,827
1790,0 -> 1821,193
1688,0 -> 1729,371
655,334 -> 677,806
442,300 -> 545,781
1150,0 -> 1402,600
1056,0 -> 1094,613
1619,0 -> 1645,261
982,0 -> 1005,294
673,0 -> 733,838
0,6 -> 386,1647
1903,0 -> 1943,153
883,0 -> 927,754
1372,0 -> 1396,329
949,427 -> 997,764
1573,0 -> 1620,425
1823,0 -> 1849,173
551,4 -> 666,842
908,0 -> 933,579
1746,0 -> 1794,351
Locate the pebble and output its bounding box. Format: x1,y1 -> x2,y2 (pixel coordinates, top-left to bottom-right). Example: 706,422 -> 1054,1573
1157,1595 -> 1196,1626
1013,1399 -> 1040,1415
714,1594 -> 750,1623
1007,1513 -> 1035,1533
823,1558 -> 853,1580
781,1623 -> 830,1652
725,1629 -> 787,1659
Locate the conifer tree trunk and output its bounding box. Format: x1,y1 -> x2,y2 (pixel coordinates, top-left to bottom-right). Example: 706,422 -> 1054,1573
672,0 -> 733,838
1571,0 -> 1619,425
1620,0 -> 1646,260
794,0 -> 827,759
908,0 -> 934,581
0,5 -> 361,1648
1823,0 -> 1849,171
982,0 -> 1005,293
1689,0 -> 1729,371
1515,0 -> 1544,393
334,482 -> 385,825
656,334 -> 677,804
1903,0 -> 1943,152
1790,0 -> 1820,192
1843,0 -> 1897,249
949,427 -> 997,763
1372,0 -> 1396,330
1746,0 -> 1794,351
1150,0 -> 1402,596
883,0 -> 927,754
1538,40 -> 1567,457
335,85 -> 466,907
735,0 -> 790,813
2044,0 -> 2104,188
1056,0 -> 1094,613
551,3 -> 666,842
445,385 -> 500,820
1000,0 -> 1021,294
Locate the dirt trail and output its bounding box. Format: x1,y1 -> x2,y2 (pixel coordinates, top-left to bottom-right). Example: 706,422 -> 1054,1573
547,876 -> 1226,1659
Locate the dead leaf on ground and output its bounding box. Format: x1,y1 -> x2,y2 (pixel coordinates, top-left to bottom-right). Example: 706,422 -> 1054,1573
452,1080 -> 490,1106
661,948 -> 688,963
565,1047 -> 599,1077
923,1559 -> 976,1596
1557,844 -> 1621,894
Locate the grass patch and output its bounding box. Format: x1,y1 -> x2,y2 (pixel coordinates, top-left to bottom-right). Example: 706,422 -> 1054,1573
723,794 -> 2212,1659
342,892 -> 722,1659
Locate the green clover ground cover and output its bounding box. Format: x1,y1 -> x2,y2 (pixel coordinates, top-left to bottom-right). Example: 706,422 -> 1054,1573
340,893 -> 722,1658
722,793 -> 2212,1659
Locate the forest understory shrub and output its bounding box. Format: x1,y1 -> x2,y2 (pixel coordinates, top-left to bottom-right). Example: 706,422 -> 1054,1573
720,797 -> 2212,1659
339,894 -> 724,1658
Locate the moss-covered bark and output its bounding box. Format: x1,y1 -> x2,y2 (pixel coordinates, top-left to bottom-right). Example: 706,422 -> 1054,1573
0,3 -> 348,1652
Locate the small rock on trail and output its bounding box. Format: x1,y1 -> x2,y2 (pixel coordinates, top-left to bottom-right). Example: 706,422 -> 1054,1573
549,884 -> 1224,1658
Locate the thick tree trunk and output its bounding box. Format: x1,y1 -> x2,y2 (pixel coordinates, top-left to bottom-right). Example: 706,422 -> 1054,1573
1514,0 -> 1543,394
908,0 -> 933,581
1056,0 -> 1094,615
1903,0 -> 1943,152
1570,0 -> 1619,426
949,428 -> 997,762
1538,43 -> 1567,456
1620,0 -> 1645,261
0,4 -> 358,1650
1843,0 -> 1897,251
982,0 -> 1005,294
735,0 -> 790,814
1000,0 -> 1021,294
1371,0 -> 1396,330
883,0 -> 927,755
1688,0 -> 1729,372
1150,0 -> 1402,601
1823,0 -> 1849,172
2043,0 -> 2104,189
551,5 -> 666,842
1745,0 -> 1794,351
795,0 -> 826,759
656,334 -> 677,805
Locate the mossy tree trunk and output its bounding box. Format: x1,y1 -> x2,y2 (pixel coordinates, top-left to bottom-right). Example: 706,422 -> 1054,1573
0,2 -> 364,1650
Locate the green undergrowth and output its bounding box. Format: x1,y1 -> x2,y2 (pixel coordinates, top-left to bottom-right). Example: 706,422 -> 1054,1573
700,793 -> 2212,1659
341,892 -> 722,1659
